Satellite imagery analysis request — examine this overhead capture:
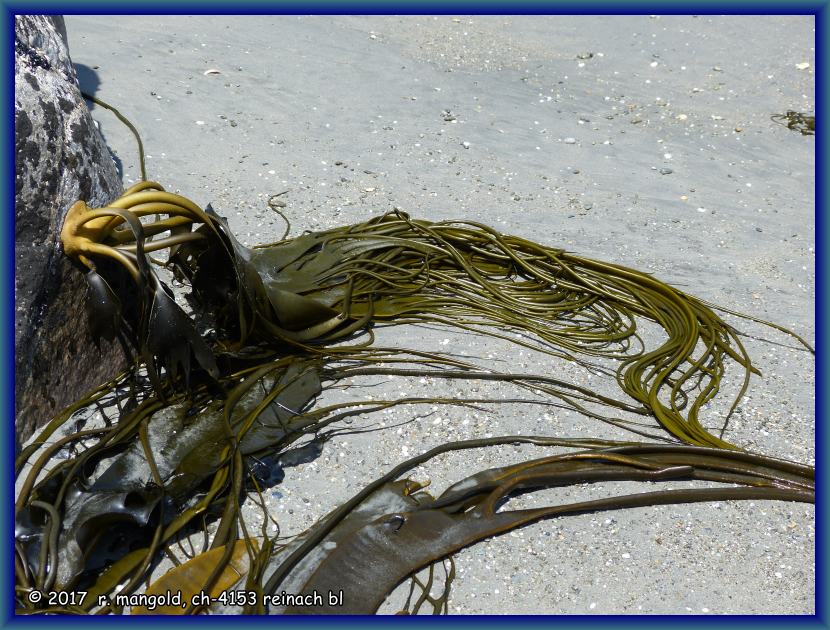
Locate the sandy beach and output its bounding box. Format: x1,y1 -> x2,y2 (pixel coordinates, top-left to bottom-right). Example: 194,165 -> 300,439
59,14 -> 815,614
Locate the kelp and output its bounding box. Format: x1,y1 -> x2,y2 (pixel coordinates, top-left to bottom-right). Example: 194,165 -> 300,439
262,441 -> 813,614
771,110 -> 815,136
15,102 -> 815,614
134,539 -> 259,614
59,181 -> 813,448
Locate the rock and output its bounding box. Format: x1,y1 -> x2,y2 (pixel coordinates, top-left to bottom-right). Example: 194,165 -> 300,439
15,15 -> 126,450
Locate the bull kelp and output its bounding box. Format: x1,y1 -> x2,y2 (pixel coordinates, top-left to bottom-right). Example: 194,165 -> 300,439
15,105 -> 815,614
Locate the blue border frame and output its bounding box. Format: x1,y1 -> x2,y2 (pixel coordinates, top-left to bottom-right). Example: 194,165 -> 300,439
3,2 -> 826,627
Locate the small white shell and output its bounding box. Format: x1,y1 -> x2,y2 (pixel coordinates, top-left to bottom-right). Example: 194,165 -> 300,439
203,68 -> 222,75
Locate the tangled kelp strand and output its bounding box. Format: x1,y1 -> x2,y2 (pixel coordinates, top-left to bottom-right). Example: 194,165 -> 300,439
60,181 -> 813,448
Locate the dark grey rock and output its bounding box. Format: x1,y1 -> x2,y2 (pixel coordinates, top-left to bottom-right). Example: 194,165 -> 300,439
15,15 -> 126,449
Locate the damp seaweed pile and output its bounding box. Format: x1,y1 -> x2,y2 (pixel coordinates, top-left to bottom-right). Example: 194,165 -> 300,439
15,130 -> 815,614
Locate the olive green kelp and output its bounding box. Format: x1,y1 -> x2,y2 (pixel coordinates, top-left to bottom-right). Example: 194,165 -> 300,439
14,178 -> 814,615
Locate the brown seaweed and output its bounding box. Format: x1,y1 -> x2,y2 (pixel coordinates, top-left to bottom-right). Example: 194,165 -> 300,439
14,101 -> 815,615
771,110 -> 815,135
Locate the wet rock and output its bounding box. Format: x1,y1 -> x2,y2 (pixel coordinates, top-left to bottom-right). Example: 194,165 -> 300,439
15,15 -> 126,450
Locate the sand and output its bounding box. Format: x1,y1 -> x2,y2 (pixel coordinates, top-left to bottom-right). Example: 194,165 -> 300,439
59,14 -> 815,614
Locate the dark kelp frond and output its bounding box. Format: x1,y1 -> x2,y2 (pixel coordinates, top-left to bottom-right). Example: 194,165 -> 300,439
258,440 -> 813,614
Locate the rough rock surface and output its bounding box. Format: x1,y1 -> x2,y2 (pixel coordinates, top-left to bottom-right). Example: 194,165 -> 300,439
15,15 -> 125,449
